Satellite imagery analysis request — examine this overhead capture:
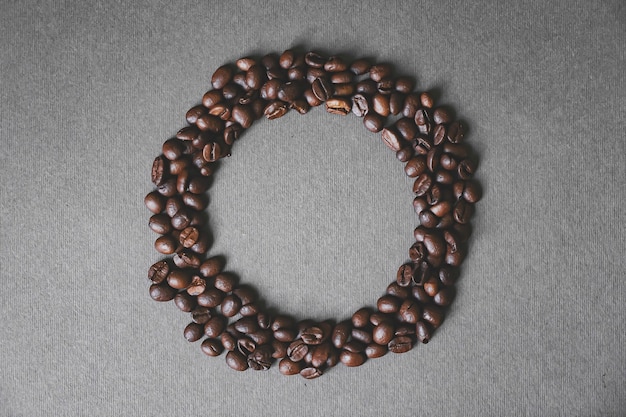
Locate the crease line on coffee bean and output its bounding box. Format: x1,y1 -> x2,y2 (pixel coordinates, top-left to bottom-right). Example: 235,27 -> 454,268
145,49 -> 481,379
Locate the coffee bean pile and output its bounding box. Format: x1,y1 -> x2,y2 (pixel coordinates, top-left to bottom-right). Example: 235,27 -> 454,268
145,50 -> 481,378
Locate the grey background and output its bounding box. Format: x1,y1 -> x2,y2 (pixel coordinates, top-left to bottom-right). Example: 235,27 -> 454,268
1,0 -> 624,416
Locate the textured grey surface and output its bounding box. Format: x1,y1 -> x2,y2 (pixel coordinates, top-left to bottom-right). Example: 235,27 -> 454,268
1,0 -> 625,416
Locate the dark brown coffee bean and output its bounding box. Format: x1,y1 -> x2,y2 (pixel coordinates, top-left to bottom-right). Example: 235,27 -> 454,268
230,104 -> 253,129
395,76 -> 415,93
167,269 -> 191,290
377,78 -> 395,94
363,113 -> 385,132
438,265 -> 459,286
462,180 -> 482,203
184,322 -> 204,342
332,82 -> 354,96
415,321 -> 432,344
149,282 -> 177,302
365,343 -> 388,358
395,263 -> 414,287
433,107 -> 451,124
287,340 -> 309,362
213,272 -> 236,293
145,191 -> 166,214
272,340 -> 288,359
148,260 -> 170,284
340,350 -> 366,367
189,306 -> 211,324
162,139 -> 186,161
326,97 -> 352,115
350,58 -> 371,75
204,316 -> 226,338
264,100 -> 289,119
412,285 -> 432,303
331,321 -> 352,349
176,126 -> 199,142
405,156 -> 427,178
350,328 -> 372,344
178,226 -> 199,248
422,305 -> 444,328
388,336 -> 413,353
198,256 -> 224,278
290,99 -> 310,114
418,210 -> 438,228
447,120 -> 465,143
377,294 -> 402,314
423,278 -> 440,298
309,343 -> 332,368
273,327 -> 298,343
352,308 -> 371,328
323,56 -> 347,72
154,235 -> 177,254
420,92 -> 434,108
390,93 -> 405,115
301,324 -> 329,345
279,358 -> 303,375
413,173 -> 433,196
247,345 -> 273,370
151,156 -> 168,186
225,351 -> 248,371
149,213 -> 171,235
202,90 -> 222,108
232,286 -> 256,306
399,299 -> 421,324
196,114 -> 223,133
458,158 -> 477,179
423,233 -> 446,257
433,287 -> 455,306
300,367 -> 323,379
396,146 -> 414,162
201,338 -> 223,356
221,294 -> 242,317
372,93 -> 390,116
369,63 -> 393,82
372,322 -> 395,345
453,199 -> 474,224
379,127 -> 404,152
174,292 -> 196,312
271,315 -> 296,332
279,49 -> 295,69
260,79 -> 281,100
186,275 -> 206,296
351,94 -> 369,117
403,93 -> 421,118
211,65 -> 233,89
288,66 -> 307,81
311,77 -> 333,101
277,81 -> 303,103
386,282 -> 411,299
186,105 -> 207,124
221,332 -> 237,351
266,66 -> 286,81
305,51 -> 326,68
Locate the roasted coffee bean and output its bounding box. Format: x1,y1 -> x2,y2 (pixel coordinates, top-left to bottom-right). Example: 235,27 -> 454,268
433,107 -> 451,124
409,241 -> 427,262
413,173 -> 433,196
232,286 -> 256,306
287,340 -> 309,362
363,113 -> 385,132
396,146 -> 414,162
144,191 -> 166,214
225,351 -> 248,371
273,327 -> 298,343
237,337 -> 256,356
388,336 -> 413,353
380,127 -> 404,152
352,308 -> 371,328
462,180 -> 482,203
178,226 -> 199,248
196,114 -> 223,133
396,263 -> 415,287
326,97 -> 352,115
324,56 -> 348,72
332,82 -> 354,96
231,104 -> 254,129
331,321 -> 352,348
290,99 -> 310,114
233,317 -> 258,334
149,213 -> 171,235
247,345 -> 273,370
372,322 -> 395,345
434,286 -> 455,306
377,78 -> 395,94
365,343 -> 388,358
350,58 -> 371,75
424,232 -> 446,257
279,358 -> 303,375
305,51 -> 326,68
174,292 -> 197,312
148,260 -> 170,284
204,316 -> 226,338
386,282 -> 411,299
272,340 -> 288,359
264,100 -> 289,119
167,269 -> 192,290
248,329 -> 272,346
351,328 -> 373,344
453,199 -> 474,224
390,92 -> 405,114
213,272 -> 237,293
189,306 -> 211,324
405,156 -> 427,177
212,65 -> 233,89
447,120 -> 465,143
395,76 -> 415,93
162,139 -> 185,161
266,66 -> 286,81
422,305 -> 444,328
277,81 -> 303,103
310,343 -> 332,368
221,294 -> 242,317
340,350 -> 366,367
288,66 -> 307,81
221,332 -> 237,351
300,367 -> 323,379
311,77 -> 333,101
201,338 -> 223,356
420,92 -> 434,108
186,105 -> 206,124
301,324 -> 329,345
186,275 -> 206,296
372,93 -> 390,116
155,235 -> 177,255
260,79 -> 281,100
199,256 -> 224,278
279,49 -> 296,69
343,339 -> 367,353
351,94 -> 369,116
423,278 -> 440,298
202,90 -> 222,108
184,322 -> 204,342
369,63 -> 393,82
419,210 -> 438,231
403,93 -> 421,118
149,282 -> 177,302
151,156 -> 168,185
399,299 -> 421,324
438,265 -> 459,286
377,295 -> 402,314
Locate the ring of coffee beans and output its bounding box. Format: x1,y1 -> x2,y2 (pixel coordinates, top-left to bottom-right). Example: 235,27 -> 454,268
145,50 -> 481,378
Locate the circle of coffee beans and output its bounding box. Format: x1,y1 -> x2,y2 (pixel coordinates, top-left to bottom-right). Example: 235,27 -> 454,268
145,50 -> 481,378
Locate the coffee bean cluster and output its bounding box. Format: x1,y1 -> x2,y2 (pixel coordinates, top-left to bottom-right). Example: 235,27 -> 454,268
145,49 -> 481,379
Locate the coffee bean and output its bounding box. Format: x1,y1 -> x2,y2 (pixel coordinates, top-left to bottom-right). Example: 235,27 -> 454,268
221,294 -> 242,317
447,120 -> 465,143
174,292 -> 197,312
340,350 -> 366,367
422,305 -> 444,328
388,336 -> 413,353
290,99 -> 310,114
365,343 -> 388,358
148,260 -> 170,284
300,367 -> 323,379
220,332 -> 237,351
433,287 -> 455,306
399,299 -> 421,324
381,127 -> 405,151
352,308 -> 371,328
386,282 -> 411,299
225,351 -> 248,371
311,77 -> 333,101
420,92 -> 434,108
272,340 -> 288,359
301,324 -> 329,345
363,113 -> 385,132
350,58 -> 371,75
372,93 -> 390,116
211,65 -> 233,89
453,199 -> 474,224
149,213 -> 171,235
184,322 -> 204,342
396,146 -> 414,162
204,316 -> 226,338
351,328 -> 373,344
405,156 -> 427,178
326,97 -> 352,115
186,275 -> 207,296
273,327 -> 298,343
247,345 -> 273,370
154,235 -> 177,254
213,272 -> 237,293
149,282 -> 177,302
231,104 -> 254,129
264,100 -> 289,119
201,338 -> 223,356
331,321 -> 352,348
423,233 -> 446,257
372,322 -> 395,345
287,339 -> 309,361
196,114 -> 223,133
377,294 -> 402,314
305,51 -> 326,68
144,191 -> 166,214
279,358 -> 303,375
369,63 -> 393,82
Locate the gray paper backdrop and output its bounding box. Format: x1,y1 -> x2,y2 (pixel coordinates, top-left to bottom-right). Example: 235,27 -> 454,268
1,1 -> 625,416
